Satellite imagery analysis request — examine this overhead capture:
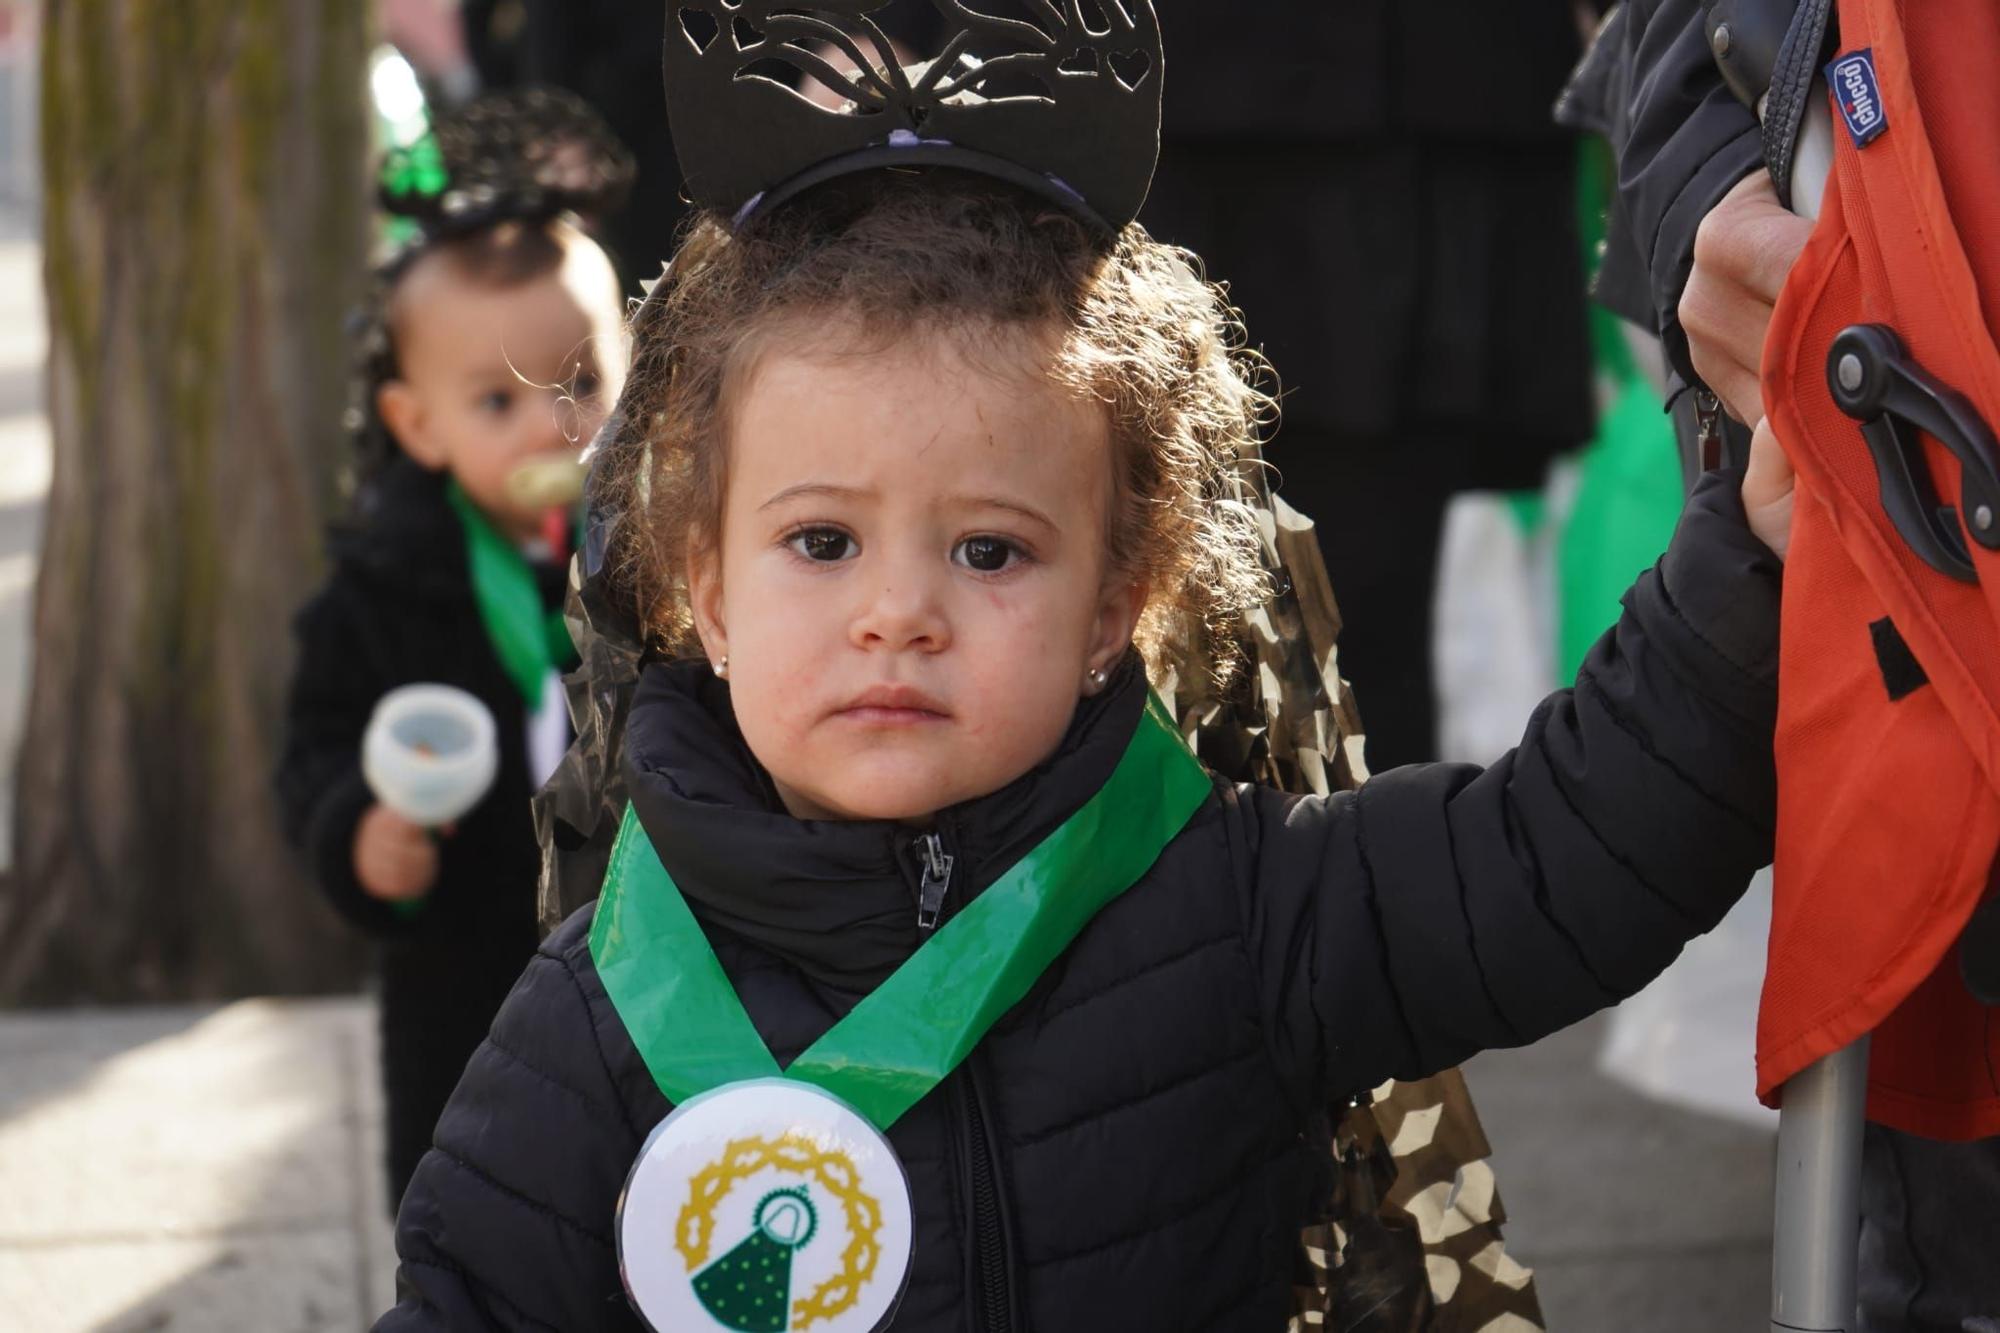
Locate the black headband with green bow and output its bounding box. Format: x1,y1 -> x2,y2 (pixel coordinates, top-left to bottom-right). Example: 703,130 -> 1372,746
378,86 -> 635,242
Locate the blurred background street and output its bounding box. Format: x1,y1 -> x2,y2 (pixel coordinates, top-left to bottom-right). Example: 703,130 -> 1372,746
0,204 -> 1777,1331
0,0 -> 39,870
0,2 -> 1783,1328
0,222 -> 39,874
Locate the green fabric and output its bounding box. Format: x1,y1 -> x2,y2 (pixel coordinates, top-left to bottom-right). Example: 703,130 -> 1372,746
369,66 -> 436,251
1502,491 -> 1547,538
1555,382 -> 1684,682
380,129 -> 447,206
589,692 -> 1214,1132
1556,141 -> 1685,684
447,482 -> 577,707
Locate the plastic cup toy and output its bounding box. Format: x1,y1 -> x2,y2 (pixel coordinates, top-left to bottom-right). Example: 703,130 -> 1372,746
362,684 -> 500,827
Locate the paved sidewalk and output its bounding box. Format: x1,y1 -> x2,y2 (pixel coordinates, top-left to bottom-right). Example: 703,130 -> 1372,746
0,1000 -> 397,1331
1467,1016 -> 1776,1329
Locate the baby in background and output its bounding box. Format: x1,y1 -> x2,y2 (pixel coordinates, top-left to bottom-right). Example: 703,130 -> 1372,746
276,89 -> 629,1212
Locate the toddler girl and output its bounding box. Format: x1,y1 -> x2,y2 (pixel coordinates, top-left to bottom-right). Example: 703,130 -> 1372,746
377,156 -> 1791,1329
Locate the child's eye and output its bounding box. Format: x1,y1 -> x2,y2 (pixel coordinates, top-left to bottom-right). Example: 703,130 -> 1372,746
787,527 -> 857,563
478,389 -> 514,414
954,536 -> 1024,573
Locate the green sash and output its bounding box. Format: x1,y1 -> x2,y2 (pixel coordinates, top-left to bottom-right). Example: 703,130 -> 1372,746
447,481 -> 576,706
589,691 -> 1211,1131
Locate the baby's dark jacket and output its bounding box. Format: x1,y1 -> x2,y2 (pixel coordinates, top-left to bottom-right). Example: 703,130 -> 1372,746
276,456 -> 546,1205
378,472 -> 1780,1332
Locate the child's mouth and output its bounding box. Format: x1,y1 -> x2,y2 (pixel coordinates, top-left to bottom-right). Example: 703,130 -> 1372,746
834,686 -> 951,725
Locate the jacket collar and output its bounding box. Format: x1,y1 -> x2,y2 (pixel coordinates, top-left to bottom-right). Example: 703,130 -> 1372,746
621,652 -> 1148,994
330,455 -> 469,597
333,456 -> 568,608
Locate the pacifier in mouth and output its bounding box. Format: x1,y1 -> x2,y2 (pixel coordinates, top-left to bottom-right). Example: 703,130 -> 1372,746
504,454 -> 587,511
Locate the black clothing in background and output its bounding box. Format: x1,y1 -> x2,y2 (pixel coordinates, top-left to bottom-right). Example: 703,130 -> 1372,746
463,0 -> 686,287
1859,1121 -> 2000,1331
1274,425 -> 1468,772
378,472 -> 1781,1330
1144,141 -> 1591,470
276,459 -> 548,1210
1145,0 -> 1595,447
1141,0 -> 1596,768
461,2 -> 948,290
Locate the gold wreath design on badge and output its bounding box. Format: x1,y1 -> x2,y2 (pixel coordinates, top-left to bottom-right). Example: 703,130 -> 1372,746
677,1132 -> 885,1329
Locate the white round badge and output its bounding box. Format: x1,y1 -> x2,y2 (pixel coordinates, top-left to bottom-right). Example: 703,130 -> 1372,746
617,1079 -> 915,1333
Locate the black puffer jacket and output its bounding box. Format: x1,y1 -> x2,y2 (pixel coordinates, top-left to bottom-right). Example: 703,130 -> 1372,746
380,474 -> 1780,1331
276,458 -> 553,1209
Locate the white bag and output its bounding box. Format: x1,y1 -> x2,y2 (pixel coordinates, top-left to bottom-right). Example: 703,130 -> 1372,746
1432,487 -> 1561,766
1597,868 -> 1778,1129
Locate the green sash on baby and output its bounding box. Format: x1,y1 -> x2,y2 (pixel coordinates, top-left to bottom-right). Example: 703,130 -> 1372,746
447,480 -> 577,706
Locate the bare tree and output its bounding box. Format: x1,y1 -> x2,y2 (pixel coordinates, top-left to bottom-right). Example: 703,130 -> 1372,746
2,3 -> 372,1001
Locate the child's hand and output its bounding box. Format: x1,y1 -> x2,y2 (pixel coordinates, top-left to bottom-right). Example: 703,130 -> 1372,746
354,804 -> 441,902
1743,416 -> 1796,560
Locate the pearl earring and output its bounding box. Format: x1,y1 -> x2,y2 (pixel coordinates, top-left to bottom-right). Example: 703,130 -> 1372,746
715,656 -> 730,680
1086,665 -> 1108,692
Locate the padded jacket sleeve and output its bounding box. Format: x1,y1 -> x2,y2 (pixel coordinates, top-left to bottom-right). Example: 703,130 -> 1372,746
1244,471 -> 1780,1103
376,915 -> 651,1331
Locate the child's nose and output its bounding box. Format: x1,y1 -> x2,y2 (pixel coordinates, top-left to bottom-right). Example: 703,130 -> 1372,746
850,565 -> 950,655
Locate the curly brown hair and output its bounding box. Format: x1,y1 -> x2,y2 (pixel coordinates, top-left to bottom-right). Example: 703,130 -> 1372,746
591,171 -> 1275,676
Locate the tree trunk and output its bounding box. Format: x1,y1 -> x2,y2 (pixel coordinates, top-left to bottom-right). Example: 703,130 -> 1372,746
1,0 -> 371,1002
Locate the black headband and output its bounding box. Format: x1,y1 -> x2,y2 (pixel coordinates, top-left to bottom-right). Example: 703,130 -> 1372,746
380,87 -> 636,242
662,1 -> 1164,232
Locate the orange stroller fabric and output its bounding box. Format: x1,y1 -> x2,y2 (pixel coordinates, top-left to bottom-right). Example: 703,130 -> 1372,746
1759,0 -> 2000,1139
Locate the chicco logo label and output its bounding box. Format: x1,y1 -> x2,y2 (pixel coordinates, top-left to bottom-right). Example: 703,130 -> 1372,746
1826,50 -> 1888,148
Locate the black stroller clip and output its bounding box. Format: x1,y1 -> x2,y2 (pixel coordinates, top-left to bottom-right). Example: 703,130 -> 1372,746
1827,323 -> 2000,583
1823,326 -> 2000,1011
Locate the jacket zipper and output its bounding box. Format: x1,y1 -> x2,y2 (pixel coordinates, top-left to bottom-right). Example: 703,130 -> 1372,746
915,830 -> 955,932
1695,387 -> 1726,471
916,832 -> 1024,1320
955,1066 -> 1015,1332
911,827 -> 1011,1326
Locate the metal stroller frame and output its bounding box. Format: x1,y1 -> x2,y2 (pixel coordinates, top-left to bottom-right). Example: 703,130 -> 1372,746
1760,90 -> 1864,1333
